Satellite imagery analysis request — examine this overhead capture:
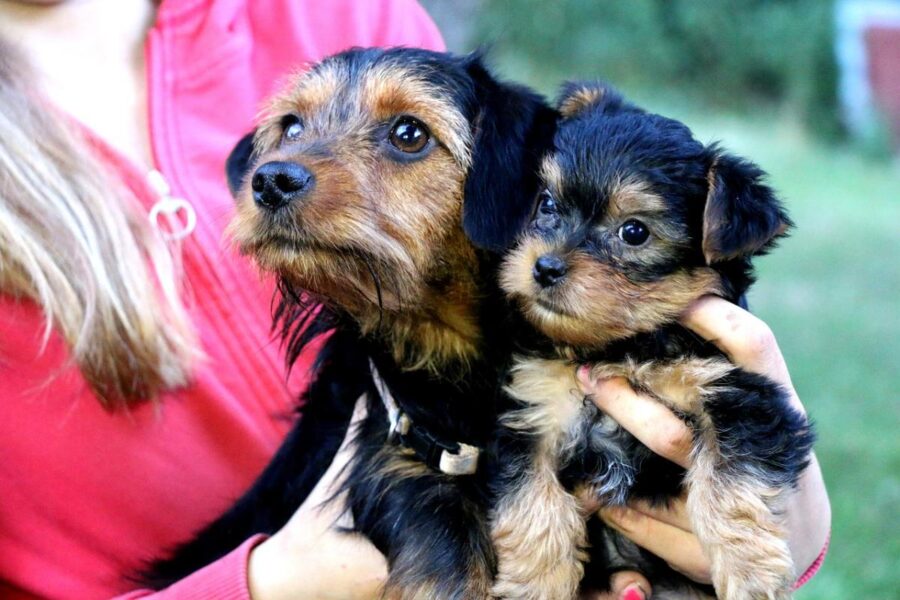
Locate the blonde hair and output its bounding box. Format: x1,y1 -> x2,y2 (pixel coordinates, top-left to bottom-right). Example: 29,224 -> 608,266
0,41 -> 198,408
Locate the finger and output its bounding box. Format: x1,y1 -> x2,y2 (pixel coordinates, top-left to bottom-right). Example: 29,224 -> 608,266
628,494 -> 692,533
581,570 -> 651,600
680,296 -> 792,385
305,395 -> 368,518
600,505 -> 712,585
609,571 -> 651,600
577,371 -> 693,469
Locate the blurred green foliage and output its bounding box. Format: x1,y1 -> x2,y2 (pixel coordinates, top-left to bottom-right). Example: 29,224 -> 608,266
467,0 -> 842,138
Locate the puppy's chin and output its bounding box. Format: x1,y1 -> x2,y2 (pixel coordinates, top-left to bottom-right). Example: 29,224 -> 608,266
517,298 -> 624,347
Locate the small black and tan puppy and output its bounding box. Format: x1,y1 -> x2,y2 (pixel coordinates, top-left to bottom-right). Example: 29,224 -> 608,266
493,84 -> 815,599
144,48 -> 555,598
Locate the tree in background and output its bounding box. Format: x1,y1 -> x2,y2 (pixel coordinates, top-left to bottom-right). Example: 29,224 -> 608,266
424,0 -> 842,139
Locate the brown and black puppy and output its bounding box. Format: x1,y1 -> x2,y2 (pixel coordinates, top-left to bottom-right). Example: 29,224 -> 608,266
144,48 -> 555,599
492,84 -> 814,600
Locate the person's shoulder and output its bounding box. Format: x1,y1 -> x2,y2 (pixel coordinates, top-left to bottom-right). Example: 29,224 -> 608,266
0,295 -> 79,401
246,0 -> 445,56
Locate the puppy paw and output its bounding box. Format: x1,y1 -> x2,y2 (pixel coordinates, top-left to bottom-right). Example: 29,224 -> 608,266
688,455 -> 796,600
490,463 -> 587,600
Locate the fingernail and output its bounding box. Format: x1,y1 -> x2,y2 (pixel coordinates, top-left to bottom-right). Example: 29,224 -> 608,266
576,364 -> 592,386
621,584 -> 646,600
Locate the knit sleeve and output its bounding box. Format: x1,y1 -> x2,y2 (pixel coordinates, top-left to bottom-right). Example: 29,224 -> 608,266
365,0 -> 446,51
112,536 -> 267,600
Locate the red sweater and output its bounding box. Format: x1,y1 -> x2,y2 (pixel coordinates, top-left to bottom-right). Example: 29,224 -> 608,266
0,1 -> 443,598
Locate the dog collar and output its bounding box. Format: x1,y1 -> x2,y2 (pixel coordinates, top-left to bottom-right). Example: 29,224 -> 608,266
369,360 -> 481,476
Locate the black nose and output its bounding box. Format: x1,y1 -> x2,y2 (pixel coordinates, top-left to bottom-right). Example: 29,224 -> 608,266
533,255 -> 568,288
251,161 -> 314,210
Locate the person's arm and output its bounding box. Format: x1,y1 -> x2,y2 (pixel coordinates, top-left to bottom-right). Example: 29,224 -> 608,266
245,399 -> 387,600
578,296 -> 831,589
113,398 -> 385,600
112,537 -> 267,600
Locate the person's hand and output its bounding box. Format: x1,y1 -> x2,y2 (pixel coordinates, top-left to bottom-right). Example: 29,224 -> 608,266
577,296 -> 831,591
248,398 -> 388,600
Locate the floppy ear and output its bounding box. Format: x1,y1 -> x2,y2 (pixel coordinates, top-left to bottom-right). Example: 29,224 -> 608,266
225,130 -> 257,198
461,58 -> 557,252
702,151 -> 792,264
557,81 -> 628,118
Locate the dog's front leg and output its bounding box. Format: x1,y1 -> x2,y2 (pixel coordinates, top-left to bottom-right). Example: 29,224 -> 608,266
490,357 -> 591,600
489,454 -> 588,600
348,446 -> 496,600
593,358 -> 815,600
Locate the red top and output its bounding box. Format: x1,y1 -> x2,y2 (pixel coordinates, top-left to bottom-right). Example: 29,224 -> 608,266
0,1 -> 443,598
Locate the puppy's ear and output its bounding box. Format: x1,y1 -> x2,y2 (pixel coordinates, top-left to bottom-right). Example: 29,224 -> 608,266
225,130 -> 257,198
702,151 -> 792,264
461,57 -> 557,252
556,81 -> 631,118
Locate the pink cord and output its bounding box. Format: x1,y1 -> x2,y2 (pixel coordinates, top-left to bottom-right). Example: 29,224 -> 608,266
794,531 -> 831,589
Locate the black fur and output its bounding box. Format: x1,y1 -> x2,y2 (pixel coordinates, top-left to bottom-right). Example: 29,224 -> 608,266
462,57 -> 558,252
143,48 -> 556,597
225,130 -> 256,196
495,83 -> 815,597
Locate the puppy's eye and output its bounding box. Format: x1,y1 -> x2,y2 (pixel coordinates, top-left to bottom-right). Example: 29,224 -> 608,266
537,191 -> 558,215
533,191 -> 561,234
281,114 -> 304,142
617,219 -> 650,245
389,117 -> 430,153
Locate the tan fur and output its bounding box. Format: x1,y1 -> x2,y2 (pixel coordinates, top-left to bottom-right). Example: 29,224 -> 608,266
228,61 -> 485,373
501,357 -> 583,443
589,357 -> 734,416
490,454 -> 588,600
538,157 -> 564,194
688,452 -> 795,600
383,568 -> 493,600
558,85 -> 606,118
491,357 -> 588,600
701,158 -> 733,265
500,171 -> 723,348
501,237 -> 722,347
375,447 -> 432,482
607,177 -> 668,219
594,357 -> 796,600
364,62 -> 473,168
505,117 -> 795,597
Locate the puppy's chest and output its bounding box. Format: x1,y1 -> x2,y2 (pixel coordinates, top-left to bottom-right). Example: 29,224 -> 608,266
504,328 -> 728,500
507,326 -> 720,431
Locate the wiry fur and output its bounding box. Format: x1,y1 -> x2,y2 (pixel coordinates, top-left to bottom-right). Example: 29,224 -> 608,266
143,47 -> 557,598
492,83 -> 814,599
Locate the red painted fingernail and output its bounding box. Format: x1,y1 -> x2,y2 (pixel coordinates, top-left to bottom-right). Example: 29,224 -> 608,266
576,364 -> 592,384
621,585 -> 645,600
